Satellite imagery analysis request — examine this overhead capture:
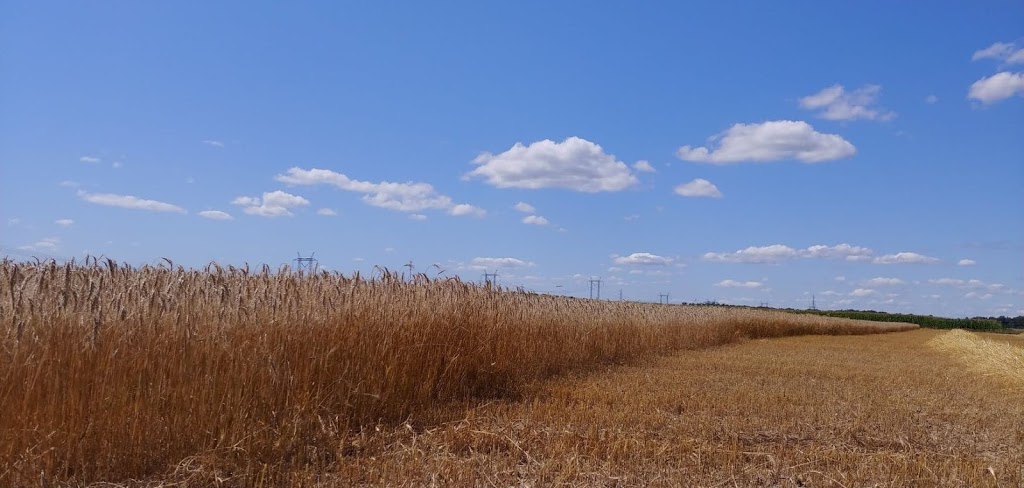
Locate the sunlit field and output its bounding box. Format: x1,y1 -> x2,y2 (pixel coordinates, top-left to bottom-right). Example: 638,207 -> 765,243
0,258 -> 933,486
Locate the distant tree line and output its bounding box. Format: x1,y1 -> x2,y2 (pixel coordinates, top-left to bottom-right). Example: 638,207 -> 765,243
796,309 -> 1016,331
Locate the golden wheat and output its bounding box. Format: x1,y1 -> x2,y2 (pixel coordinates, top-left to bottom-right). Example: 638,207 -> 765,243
0,258 -> 915,486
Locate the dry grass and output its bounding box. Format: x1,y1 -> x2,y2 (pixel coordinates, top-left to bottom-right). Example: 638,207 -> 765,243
1,258 -> 916,486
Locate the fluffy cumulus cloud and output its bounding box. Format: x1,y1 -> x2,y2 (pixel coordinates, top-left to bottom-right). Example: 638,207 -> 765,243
958,259 -> 976,266
972,41 -> 1024,64
449,204 -> 486,218
78,190 -> 186,214
715,279 -> 764,289
316,208 -> 338,217
198,210 -> 233,220
522,215 -> 549,226
673,178 -> 722,198
276,167 -> 483,217
803,243 -> 874,261
872,252 -> 939,264
18,237 -> 60,252
465,137 -> 638,192
632,160 -> 656,173
231,190 -> 309,217
513,202 -> 536,213
612,252 -> 674,266
799,84 -> 896,121
863,277 -> 905,287
676,120 -> 856,164
469,257 -> 534,270
968,72 -> 1024,104
55,218 -> 74,227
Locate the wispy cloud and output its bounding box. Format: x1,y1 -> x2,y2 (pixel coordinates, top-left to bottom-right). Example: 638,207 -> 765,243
957,259 -> 976,266
198,210 -> 233,220
872,252 -> 939,264
18,237 -> 59,252
513,202 -> 536,213
799,84 -> 896,121
972,41 -> 1024,65
612,252 -> 674,266
715,279 -> 764,289
80,156 -> 100,164
55,218 -> 74,227
316,208 -> 338,217
202,140 -> 225,148
703,243 -> 875,264
78,190 -> 186,214
469,257 -> 534,270
276,167 -> 483,217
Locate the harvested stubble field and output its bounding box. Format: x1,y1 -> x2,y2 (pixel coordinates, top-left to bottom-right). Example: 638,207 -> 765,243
1,259 -> 1019,486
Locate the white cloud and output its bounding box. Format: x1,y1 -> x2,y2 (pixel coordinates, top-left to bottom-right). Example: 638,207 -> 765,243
799,84 -> 896,121
111,161 -> 123,169
55,218 -> 74,227
17,237 -> 59,252
972,41 -> 1024,64
958,259 -> 976,266
198,210 -> 233,220
80,156 -> 100,163
522,215 -> 549,226
929,278 -> 965,287
78,190 -> 186,214
703,245 -> 799,264
703,243 -> 880,264
513,202 -> 536,213
469,257 -> 534,270
613,252 -> 674,266
449,204 -> 486,218
850,288 -> 877,297
466,136 -> 638,192
677,120 -> 856,164
873,252 -> 939,264
316,208 -> 338,217
863,277 -> 905,287
58,181 -> 80,188
632,160 -> 656,173
968,72 -> 1024,104
7,218 -> 20,226
820,291 -> 842,296
203,140 -> 225,148
835,276 -> 846,282
624,214 -> 640,221
715,279 -> 764,289
925,95 -> 939,104
276,167 -> 481,216
409,214 -> 427,221
674,178 -> 722,198
231,190 -> 309,217
803,243 -> 874,261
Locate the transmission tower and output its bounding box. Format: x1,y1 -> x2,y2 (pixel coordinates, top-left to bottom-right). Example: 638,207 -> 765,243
809,294 -> 818,311
294,252 -> 318,273
481,270 -> 499,287
659,293 -> 670,304
404,260 -> 415,281
588,277 -> 602,299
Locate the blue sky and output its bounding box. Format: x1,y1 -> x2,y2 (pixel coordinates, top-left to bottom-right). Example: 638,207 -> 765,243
2,2 -> 1022,317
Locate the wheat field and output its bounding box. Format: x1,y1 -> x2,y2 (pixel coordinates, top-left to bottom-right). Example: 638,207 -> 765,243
1,258 -> 919,486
